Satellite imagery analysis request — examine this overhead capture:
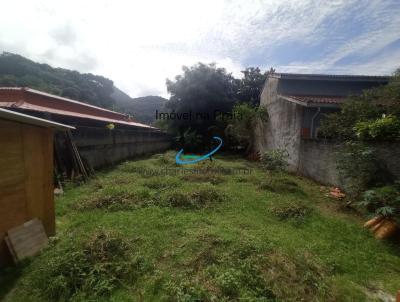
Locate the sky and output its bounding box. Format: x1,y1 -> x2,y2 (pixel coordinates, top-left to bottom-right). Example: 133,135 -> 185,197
1,0 -> 399,98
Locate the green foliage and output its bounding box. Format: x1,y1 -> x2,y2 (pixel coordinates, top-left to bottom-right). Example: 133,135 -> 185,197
0,52 -> 115,108
320,72 -> 400,141
354,114 -> 400,140
236,67 -> 267,105
175,128 -> 203,151
335,142 -> 381,196
224,103 -> 268,153
165,63 -> 238,140
261,149 -> 289,171
34,231 -> 146,301
360,184 -> 400,222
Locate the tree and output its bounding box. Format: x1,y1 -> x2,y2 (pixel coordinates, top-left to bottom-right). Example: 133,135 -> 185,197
236,67 -> 267,105
165,63 -> 238,148
224,103 -> 268,153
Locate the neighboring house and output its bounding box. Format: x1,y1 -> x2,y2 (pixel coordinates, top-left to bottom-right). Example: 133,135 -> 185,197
0,87 -> 170,170
255,73 -> 391,183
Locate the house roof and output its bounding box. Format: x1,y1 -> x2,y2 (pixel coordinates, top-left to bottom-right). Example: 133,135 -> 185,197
269,72 -> 390,82
279,95 -> 347,107
0,107 -> 75,130
267,72 -> 391,107
0,87 -> 155,129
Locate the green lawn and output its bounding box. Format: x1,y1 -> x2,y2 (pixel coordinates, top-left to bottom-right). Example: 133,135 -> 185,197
1,152 -> 400,302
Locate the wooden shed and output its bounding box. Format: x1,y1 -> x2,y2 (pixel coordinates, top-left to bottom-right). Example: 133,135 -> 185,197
0,108 -> 74,265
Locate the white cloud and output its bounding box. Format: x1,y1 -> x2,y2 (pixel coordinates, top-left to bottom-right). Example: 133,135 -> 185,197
0,0 -> 399,97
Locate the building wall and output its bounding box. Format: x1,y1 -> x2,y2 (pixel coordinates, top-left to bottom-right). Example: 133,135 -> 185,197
298,139 -> 400,187
70,126 -> 171,169
256,77 -> 303,169
0,120 -> 54,265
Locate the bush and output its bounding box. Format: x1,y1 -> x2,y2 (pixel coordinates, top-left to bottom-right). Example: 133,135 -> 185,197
261,149 -> 289,171
269,202 -> 312,221
359,184 -> 400,222
354,115 -> 400,141
335,142 -> 381,196
35,231 -> 146,301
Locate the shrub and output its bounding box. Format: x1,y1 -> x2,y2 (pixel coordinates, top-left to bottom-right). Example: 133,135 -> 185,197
359,184 -> 400,222
35,231 -> 146,301
335,142 -> 381,196
261,149 -> 289,171
354,114 -> 400,141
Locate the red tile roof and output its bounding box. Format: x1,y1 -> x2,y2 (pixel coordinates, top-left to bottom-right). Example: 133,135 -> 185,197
0,87 -> 155,129
280,94 -> 347,106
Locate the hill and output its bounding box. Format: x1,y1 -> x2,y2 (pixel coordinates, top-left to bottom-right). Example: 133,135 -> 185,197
0,52 -> 167,124
112,87 -> 167,124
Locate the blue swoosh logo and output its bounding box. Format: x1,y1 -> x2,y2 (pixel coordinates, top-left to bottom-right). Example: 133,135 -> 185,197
175,136 -> 223,165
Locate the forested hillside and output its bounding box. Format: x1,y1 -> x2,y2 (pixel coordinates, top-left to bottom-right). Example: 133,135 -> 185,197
111,87 -> 167,124
0,52 -> 166,123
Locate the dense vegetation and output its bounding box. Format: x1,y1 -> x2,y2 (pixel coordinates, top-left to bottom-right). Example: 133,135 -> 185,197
319,69 -> 400,225
0,52 -> 115,108
112,87 -> 167,124
1,152 -> 399,301
320,69 -> 400,142
163,63 -> 268,150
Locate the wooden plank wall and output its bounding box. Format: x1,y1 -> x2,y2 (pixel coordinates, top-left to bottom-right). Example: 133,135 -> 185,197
0,119 -> 54,265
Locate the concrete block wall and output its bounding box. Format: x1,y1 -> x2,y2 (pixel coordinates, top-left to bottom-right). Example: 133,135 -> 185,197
71,127 -> 171,169
298,139 -> 400,187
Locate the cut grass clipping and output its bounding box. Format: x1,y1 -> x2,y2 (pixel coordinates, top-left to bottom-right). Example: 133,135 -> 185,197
269,201 -> 313,222
181,173 -> 224,185
259,177 -> 306,196
165,241 -> 332,302
165,185 -> 226,209
73,187 -> 152,211
33,231 -> 147,301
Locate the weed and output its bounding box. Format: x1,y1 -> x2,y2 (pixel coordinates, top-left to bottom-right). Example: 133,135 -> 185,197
34,231 -> 146,301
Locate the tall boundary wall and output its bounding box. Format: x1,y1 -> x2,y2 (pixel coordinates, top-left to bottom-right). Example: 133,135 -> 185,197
298,139 -> 400,187
66,127 -> 171,169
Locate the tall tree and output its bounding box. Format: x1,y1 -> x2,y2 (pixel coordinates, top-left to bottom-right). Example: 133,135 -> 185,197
236,67 -> 267,105
165,63 -> 238,147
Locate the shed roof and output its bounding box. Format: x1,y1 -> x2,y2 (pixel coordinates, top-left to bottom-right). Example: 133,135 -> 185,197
0,87 -> 155,129
0,107 -> 75,129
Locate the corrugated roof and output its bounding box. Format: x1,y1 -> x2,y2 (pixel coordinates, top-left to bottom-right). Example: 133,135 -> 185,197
280,94 -> 347,107
269,73 -> 391,82
0,107 -> 75,129
0,87 -> 155,129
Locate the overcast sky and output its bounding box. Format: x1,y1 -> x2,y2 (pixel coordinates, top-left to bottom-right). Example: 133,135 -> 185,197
1,0 -> 399,97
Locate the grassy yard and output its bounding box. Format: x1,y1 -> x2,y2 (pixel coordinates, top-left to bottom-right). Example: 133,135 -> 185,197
1,152 -> 400,301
